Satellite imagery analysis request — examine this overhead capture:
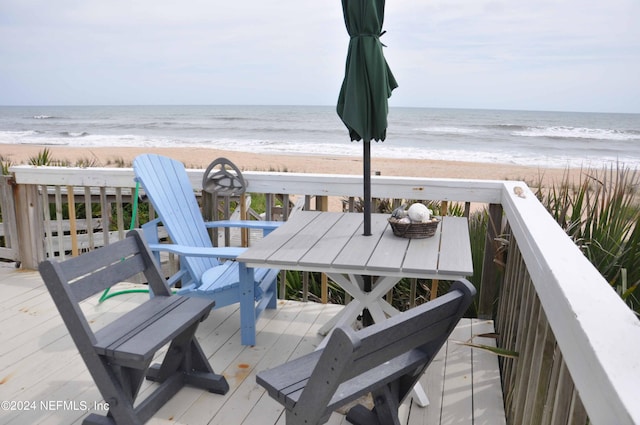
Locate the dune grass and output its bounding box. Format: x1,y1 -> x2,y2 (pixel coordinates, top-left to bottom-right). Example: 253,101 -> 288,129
532,165 -> 640,313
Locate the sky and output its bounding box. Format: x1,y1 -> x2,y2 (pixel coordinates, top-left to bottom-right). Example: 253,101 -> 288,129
1,0 -> 639,113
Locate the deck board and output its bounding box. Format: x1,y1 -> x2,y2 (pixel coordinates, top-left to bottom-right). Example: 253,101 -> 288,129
441,319 -> 474,424
472,320 -> 508,425
0,263 -> 506,425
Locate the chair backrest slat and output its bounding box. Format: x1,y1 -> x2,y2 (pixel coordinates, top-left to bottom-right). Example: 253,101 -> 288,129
53,236 -> 145,302
345,289 -> 465,379
58,235 -> 140,282
68,252 -> 147,301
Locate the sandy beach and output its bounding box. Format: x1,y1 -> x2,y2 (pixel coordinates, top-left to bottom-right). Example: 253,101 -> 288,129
2,144 -> 576,185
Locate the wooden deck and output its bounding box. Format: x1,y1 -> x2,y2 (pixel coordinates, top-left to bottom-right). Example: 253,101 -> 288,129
0,262 -> 506,425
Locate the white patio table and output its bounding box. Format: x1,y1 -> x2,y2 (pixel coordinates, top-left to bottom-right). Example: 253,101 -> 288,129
237,210 -> 473,406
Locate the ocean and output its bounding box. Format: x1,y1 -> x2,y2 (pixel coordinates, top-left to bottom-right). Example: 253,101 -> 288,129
1,105 -> 639,169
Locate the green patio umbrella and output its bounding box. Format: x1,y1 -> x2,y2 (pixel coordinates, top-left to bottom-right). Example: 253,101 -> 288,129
337,0 -> 398,236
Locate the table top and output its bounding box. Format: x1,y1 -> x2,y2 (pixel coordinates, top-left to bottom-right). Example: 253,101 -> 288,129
238,211 -> 473,280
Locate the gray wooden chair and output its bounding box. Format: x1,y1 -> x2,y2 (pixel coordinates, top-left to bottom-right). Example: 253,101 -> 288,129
256,279 -> 476,425
39,230 -> 229,425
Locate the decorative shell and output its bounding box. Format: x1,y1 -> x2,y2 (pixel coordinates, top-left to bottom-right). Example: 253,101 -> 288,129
391,205 -> 408,219
407,203 -> 432,223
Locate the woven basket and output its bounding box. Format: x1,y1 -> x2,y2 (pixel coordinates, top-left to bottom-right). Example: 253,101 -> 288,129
388,217 -> 441,239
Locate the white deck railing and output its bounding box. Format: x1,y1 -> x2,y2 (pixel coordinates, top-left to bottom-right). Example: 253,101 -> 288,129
5,165 -> 640,424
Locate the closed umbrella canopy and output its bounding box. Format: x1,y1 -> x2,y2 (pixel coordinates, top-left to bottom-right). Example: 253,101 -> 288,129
337,0 -> 397,235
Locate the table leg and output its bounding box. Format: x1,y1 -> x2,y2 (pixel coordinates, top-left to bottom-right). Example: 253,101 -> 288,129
412,384 -> 430,407
379,298 -> 400,317
318,299 -> 363,336
367,301 -> 387,323
322,274 -> 431,408
327,273 -> 364,299
375,288 -> 431,408
319,274 -> 399,335
318,274 -> 364,335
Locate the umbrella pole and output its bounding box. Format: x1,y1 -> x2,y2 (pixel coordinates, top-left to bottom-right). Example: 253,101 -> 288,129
362,141 -> 374,326
363,141 -> 372,236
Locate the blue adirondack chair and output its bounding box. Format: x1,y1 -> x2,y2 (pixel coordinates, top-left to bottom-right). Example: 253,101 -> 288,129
133,153 -> 281,346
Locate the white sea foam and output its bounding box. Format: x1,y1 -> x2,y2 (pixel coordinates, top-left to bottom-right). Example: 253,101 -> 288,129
0,130 -> 44,144
2,129 -> 639,170
416,126 -> 481,135
513,126 -> 640,141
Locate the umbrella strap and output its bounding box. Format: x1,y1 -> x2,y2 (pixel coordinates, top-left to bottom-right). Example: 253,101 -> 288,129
351,30 -> 387,46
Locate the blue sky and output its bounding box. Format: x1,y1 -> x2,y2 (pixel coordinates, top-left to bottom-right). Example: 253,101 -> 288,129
1,0 -> 639,113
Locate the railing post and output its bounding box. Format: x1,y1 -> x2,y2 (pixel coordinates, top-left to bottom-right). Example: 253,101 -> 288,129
316,195 -> 329,303
66,186 -> 79,257
478,203 -> 503,319
0,176 -> 20,262
315,195 -> 329,212
13,182 -> 45,269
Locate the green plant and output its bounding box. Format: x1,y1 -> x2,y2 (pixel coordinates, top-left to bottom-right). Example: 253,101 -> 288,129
29,148 -> 54,166
535,164 -> 640,312
248,193 -> 267,216
283,270 -> 345,304
345,197 -> 465,217
28,148 -> 72,166
106,157 -> 129,167
466,208 -> 493,315
75,157 -> 100,168
0,155 -> 11,175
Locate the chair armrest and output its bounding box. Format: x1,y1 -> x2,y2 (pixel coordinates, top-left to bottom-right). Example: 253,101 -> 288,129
204,220 -> 281,229
142,218 -> 163,244
166,268 -> 190,289
147,243 -> 246,259
204,220 -> 282,236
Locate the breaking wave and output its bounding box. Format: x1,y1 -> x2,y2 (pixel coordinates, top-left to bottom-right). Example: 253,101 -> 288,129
513,126 -> 640,141
60,131 -> 90,137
